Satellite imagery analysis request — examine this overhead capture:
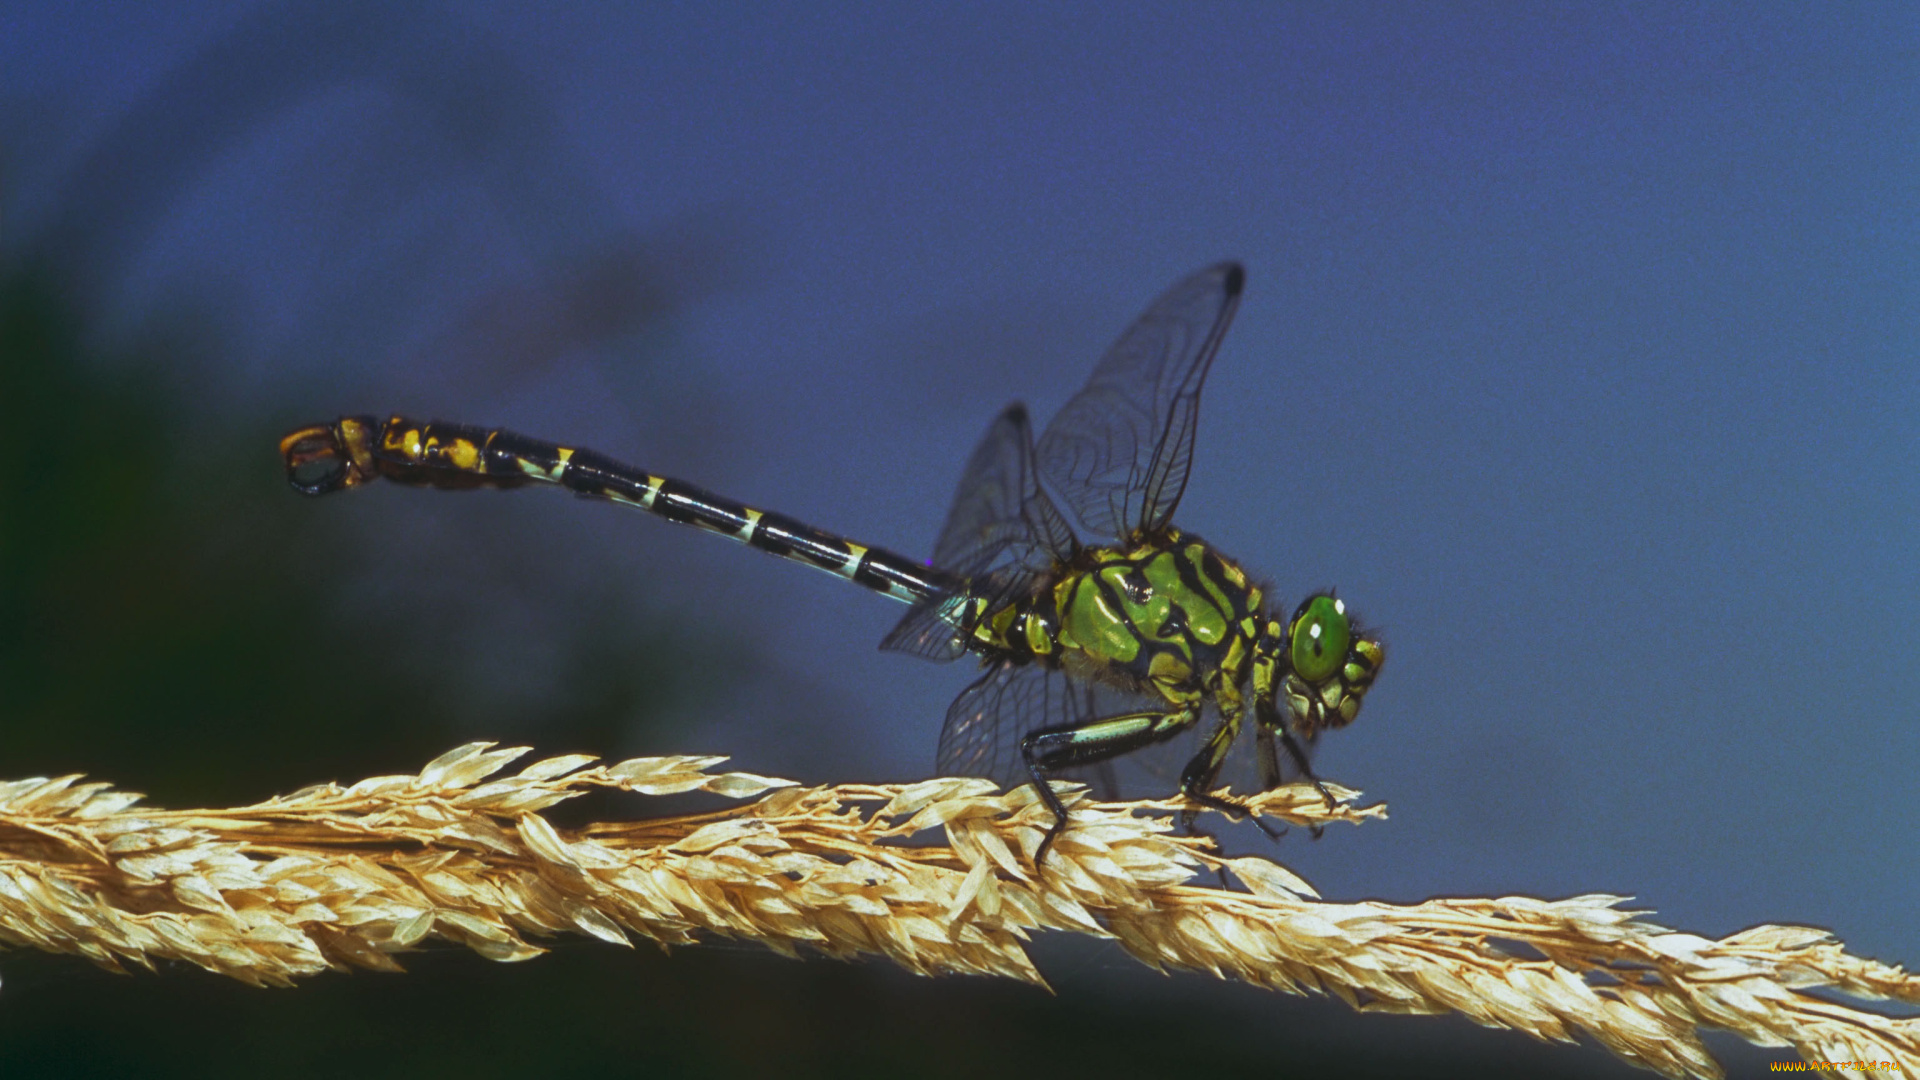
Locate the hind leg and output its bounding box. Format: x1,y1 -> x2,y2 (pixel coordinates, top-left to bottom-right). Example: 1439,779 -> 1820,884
1021,704 -> 1201,865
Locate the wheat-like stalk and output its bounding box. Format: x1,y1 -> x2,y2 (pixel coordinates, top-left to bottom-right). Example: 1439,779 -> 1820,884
0,744 -> 1910,1078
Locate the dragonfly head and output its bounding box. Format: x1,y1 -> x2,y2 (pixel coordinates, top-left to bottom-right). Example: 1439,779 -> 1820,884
1280,592 -> 1384,738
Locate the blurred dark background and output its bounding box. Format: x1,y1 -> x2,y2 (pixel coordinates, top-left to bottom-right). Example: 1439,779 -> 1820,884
1,4 -> 1913,1077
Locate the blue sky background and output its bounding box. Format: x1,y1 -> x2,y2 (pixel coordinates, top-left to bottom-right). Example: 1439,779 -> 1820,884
3,4 -> 1915,1076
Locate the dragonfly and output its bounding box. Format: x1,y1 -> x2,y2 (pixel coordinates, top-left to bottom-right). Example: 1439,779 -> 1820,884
280,262 -> 1384,864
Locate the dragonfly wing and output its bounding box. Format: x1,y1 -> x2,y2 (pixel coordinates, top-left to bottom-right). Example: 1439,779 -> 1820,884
936,659 -> 1164,790
881,405 -> 1076,661
879,596 -> 977,661
937,660 -> 1076,785
1035,262 -> 1244,540
932,404 -> 1078,576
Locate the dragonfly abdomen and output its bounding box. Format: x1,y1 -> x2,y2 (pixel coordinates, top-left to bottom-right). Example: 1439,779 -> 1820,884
280,415 -> 957,605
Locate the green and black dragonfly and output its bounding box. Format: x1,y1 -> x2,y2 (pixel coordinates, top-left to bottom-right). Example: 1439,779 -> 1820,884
281,262 -> 1383,862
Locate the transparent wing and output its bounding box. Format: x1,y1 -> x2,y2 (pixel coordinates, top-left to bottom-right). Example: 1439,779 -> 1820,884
932,404 -> 1078,578
936,661 -> 1079,785
880,568 -> 1032,662
936,659 -> 1164,789
1035,262 -> 1244,540
881,405 -> 1077,662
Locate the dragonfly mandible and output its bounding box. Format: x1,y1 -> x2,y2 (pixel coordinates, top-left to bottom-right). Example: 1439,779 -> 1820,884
280,263 -> 1384,863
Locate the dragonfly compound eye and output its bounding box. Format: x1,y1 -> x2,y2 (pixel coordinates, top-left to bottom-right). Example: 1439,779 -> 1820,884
1289,594 -> 1351,685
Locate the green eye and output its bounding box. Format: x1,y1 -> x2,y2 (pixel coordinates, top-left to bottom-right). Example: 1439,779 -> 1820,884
1289,595 -> 1350,684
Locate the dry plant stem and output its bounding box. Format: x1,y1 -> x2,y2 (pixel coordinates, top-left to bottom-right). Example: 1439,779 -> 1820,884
0,746 -> 1912,1080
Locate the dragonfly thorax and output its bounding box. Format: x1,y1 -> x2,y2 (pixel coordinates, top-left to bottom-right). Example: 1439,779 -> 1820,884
969,527 -> 1266,705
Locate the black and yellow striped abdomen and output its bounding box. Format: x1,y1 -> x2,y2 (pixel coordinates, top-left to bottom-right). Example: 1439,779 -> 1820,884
280,415 -> 956,605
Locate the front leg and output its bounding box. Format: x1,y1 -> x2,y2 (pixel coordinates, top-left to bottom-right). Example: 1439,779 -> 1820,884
1251,629 -> 1337,813
1253,697 -> 1333,840
1021,705 -> 1201,866
1253,697 -> 1336,810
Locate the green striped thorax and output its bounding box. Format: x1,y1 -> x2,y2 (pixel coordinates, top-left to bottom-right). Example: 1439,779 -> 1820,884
1052,531 -> 1256,695
968,526 -> 1384,738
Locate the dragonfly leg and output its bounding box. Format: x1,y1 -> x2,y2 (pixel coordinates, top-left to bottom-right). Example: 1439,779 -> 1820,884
1021,705 -> 1201,866
1178,708 -> 1285,842
1253,696 -> 1332,838
1253,631 -> 1338,815
1255,725 -> 1283,791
